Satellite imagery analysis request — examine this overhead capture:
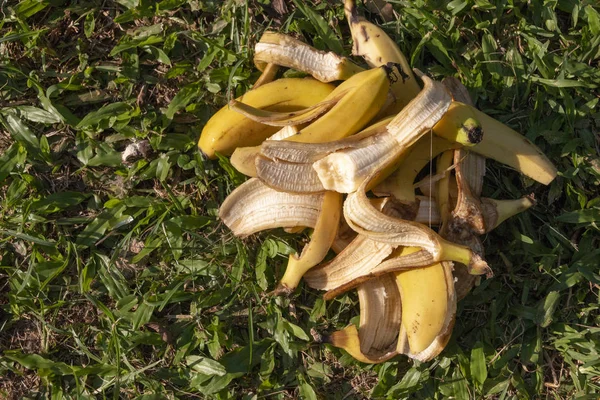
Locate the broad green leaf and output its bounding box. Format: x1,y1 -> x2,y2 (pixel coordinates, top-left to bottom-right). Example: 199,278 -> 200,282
530,76 -> 592,88
186,355 -> 227,377
0,144 -> 26,183
143,45 -> 171,65
32,192 -> 89,214
0,112 -> 40,153
129,23 -> 164,39
164,83 -> 200,120
14,0 -> 49,19
132,301 -> 155,330
116,0 -> 138,8
426,34 -> 452,68
76,204 -> 127,247
586,5 -> 600,35
556,208 -> 600,223
76,102 -> 131,128
156,154 -> 171,181
451,369 -> 470,399
447,0 -> 469,15
95,253 -> 130,300
482,33 -> 503,78
195,374 -> 235,395
537,291 -> 561,327
37,247 -> 70,290
471,342 -> 488,386
0,228 -> 56,247
84,13 -> 95,38
157,0 -> 187,11
168,215 -> 212,230
298,373 -> 318,400
87,148 -> 122,167
284,320 -> 310,341
10,106 -> 61,124
388,366 -> 421,392
110,36 -> 164,56
5,353 -> 72,375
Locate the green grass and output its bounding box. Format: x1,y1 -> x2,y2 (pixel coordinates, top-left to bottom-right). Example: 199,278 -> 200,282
0,0 -> 599,398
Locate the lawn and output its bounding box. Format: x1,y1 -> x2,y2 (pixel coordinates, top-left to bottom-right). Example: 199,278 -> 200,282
0,0 -> 599,399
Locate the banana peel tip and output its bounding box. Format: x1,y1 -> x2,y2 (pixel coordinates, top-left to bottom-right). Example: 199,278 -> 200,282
469,253 -> 493,278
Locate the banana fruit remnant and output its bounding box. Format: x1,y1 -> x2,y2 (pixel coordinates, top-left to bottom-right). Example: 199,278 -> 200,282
200,3 -> 558,370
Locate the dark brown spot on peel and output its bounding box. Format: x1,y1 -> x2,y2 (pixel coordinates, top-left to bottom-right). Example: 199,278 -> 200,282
395,64 -> 409,82
361,25 -> 370,42
466,125 -> 483,144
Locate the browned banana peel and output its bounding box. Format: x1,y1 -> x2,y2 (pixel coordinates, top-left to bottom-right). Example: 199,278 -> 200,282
254,31 -> 364,82
219,178 -> 323,236
446,148 -> 486,237
357,275 -> 402,357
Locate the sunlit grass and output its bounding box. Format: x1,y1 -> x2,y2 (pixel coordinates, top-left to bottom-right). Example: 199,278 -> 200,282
0,0 -> 599,399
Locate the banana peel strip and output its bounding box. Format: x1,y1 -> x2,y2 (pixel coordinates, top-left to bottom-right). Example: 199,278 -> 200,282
372,135 -> 460,205
304,233 -> 395,291
305,198 -> 405,291
229,91 -> 346,127
312,74 -> 454,193
481,196 -> 535,231
254,31 -> 364,82
435,149 -> 455,233
331,211 -> 356,254
230,126 -> 303,178
219,178 -> 323,236
414,196 -> 441,225
459,150 -> 485,197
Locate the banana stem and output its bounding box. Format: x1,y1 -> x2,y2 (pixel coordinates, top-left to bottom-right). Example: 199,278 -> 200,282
437,238 -> 473,266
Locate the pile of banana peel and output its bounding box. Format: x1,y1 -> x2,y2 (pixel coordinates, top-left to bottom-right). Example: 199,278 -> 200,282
198,0 -> 557,364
